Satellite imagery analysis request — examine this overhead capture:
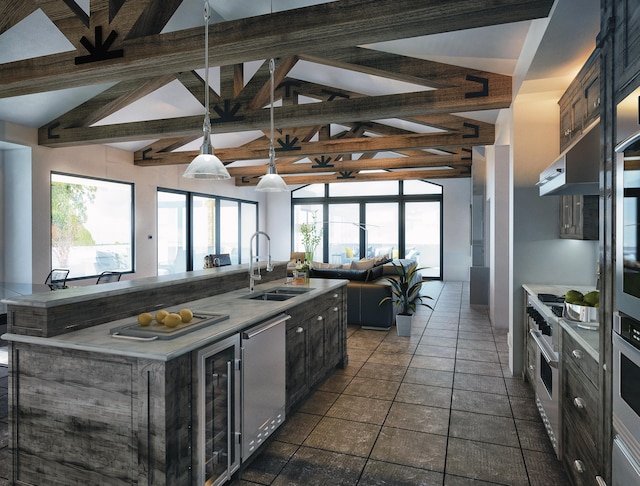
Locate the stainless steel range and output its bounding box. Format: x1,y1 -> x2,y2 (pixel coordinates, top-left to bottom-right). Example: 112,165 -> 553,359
526,293 -> 564,458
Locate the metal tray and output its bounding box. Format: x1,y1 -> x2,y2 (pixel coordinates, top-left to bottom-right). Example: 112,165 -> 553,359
110,311 -> 229,341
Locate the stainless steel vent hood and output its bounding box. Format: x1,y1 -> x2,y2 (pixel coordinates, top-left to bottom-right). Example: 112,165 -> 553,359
537,122 -> 600,196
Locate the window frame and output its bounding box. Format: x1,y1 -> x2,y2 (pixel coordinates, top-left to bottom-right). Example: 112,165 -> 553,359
50,171 -> 135,281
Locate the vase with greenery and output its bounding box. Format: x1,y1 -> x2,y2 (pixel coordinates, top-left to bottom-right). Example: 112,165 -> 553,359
300,211 -> 322,263
379,262 -> 432,335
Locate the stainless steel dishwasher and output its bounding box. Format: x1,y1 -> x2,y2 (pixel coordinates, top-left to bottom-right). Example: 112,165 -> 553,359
241,313 -> 289,460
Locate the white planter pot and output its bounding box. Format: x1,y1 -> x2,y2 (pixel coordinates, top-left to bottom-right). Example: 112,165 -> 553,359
396,314 -> 413,336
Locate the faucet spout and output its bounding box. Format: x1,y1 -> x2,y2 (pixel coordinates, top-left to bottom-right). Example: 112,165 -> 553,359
249,231 -> 273,292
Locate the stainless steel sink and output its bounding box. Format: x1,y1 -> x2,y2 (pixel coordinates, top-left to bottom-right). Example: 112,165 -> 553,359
244,287 -> 312,301
248,293 -> 294,301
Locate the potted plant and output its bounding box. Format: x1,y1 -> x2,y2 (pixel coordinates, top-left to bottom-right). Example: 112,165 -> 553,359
380,262 -> 432,336
299,211 -> 322,263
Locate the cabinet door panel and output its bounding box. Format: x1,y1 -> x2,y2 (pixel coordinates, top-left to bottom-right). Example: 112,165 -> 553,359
308,315 -> 326,385
286,322 -> 308,410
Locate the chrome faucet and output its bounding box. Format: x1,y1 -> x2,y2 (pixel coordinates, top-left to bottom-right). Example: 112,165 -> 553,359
249,231 -> 273,292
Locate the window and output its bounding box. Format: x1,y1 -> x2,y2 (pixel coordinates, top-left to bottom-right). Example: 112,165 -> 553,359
292,180 -> 443,279
293,205 -> 324,261
157,191 -> 187,275
51,173 -> 133,279
157,189 -> 258,274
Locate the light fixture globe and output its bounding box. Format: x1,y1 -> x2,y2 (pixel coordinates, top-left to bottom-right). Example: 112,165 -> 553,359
183,152 -> 230,180
256,162 -> 289,192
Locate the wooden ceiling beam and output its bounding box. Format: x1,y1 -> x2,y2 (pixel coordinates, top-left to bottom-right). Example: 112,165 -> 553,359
135,130 -> 491,166
0,0 -> 554,99
43,79 -> 508,147
236,166 -> 471,186
227,153 -> 471,177
0,1 -> 37,35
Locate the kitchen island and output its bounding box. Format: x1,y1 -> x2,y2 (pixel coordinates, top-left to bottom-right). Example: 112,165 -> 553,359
2,266 -> 348,486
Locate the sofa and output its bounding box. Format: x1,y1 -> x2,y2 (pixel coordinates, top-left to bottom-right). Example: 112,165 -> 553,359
309,258 -> 419,330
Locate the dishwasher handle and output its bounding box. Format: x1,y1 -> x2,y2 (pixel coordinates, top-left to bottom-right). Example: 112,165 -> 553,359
242,313 -> 290,339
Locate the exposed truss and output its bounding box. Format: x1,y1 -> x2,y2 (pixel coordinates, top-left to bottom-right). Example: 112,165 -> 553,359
1,0 -> 556,185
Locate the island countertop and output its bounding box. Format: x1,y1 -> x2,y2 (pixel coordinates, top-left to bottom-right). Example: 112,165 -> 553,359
2,278 -> 346,361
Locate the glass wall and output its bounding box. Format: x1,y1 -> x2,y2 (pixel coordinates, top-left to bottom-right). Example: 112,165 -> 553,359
292,180 -> 443,279
51,172 -> 133,279
192,195 -> 216,270
292,204 -> 324,261
220,199 -> 240,264
240,202 -> 258,264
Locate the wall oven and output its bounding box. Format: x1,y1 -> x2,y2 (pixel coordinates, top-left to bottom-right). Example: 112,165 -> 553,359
616,129 -> 640,319
612,312 -> 640,485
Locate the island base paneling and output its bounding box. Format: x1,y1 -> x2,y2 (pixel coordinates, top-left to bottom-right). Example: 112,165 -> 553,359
8,343 -> 192,486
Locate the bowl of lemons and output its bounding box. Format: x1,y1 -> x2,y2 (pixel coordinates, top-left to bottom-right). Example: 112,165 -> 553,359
564,290 -> 599,325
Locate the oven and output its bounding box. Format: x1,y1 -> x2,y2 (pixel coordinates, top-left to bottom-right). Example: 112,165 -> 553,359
527,295 -> 562,458
612,312 -> 640,485
616,130 -> 640,320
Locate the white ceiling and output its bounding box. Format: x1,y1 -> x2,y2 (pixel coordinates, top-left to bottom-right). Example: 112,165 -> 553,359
0,0 -> 601,154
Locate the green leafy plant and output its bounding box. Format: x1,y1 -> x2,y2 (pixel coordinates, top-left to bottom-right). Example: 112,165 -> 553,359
379,262 -> 432,315
300,211 -> 322,261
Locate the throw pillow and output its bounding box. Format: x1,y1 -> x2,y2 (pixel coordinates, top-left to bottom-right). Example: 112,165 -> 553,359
311,261 -> 342,269
351,258 -> 374,270
345,247 -> 354,259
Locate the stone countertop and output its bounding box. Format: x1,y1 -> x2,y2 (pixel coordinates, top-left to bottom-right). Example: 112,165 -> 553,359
522,283 -> 599,361
2,278 -> 346,362
0,263 -> 272,309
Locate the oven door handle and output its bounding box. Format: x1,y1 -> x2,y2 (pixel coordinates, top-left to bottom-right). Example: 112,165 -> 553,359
530,329 -> 559,368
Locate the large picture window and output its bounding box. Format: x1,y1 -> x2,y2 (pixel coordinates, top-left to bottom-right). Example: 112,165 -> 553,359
292,180 -> 443,279
51,173 -> 133,279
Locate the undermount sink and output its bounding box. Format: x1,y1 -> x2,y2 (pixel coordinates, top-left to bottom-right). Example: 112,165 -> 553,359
244,287 -> 312,301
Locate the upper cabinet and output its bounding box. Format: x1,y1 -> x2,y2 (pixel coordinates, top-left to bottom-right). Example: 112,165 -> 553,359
613,0 -> 640,96
559,49 -> 601,152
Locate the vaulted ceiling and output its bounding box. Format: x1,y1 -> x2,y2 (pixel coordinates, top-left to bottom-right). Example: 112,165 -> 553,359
0,0 -> 578,187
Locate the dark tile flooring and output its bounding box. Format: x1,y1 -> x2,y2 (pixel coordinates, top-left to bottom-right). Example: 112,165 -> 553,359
233,281 -> 570,485
0,281 -> 569,485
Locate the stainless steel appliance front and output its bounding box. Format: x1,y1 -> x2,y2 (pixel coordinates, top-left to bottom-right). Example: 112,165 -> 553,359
613,313 -> 640,485
241,314 -> 289,460
527,296 -> 561,458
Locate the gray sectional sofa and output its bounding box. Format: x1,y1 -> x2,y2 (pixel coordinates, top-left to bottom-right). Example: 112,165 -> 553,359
309,258 -> 419,330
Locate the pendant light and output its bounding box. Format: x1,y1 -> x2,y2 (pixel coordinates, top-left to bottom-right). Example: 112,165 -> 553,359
255,58 -> 289,192
183,0 -> 230,180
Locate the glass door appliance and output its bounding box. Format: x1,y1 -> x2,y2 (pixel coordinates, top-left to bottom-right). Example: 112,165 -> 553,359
197,334 -> 241,486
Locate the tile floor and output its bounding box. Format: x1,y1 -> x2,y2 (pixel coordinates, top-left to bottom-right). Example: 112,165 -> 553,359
233,281 -> 570,485
0,281 -> 569,485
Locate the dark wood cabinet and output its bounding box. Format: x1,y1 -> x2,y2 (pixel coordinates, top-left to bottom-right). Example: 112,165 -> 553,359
613,0 -> 640,96
561,330 -> 602,486
559,49 -> 601,152
560,195 -> 599,240
285,287 -> 346,413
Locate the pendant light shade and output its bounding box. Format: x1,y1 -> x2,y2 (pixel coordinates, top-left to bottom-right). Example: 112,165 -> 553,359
256,58 -> 288,192
183,0 -> 230,180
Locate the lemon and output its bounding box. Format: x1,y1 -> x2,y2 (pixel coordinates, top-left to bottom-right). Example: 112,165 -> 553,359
164,313 -> 182,328
155,309 -> 169,324
179,308 -> 193,323
137,312 -> 153,326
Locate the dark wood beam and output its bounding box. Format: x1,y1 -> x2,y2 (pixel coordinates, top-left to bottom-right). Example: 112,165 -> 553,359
236,166 -> 471,186
135,131 -> 491,166
0,1 -> 37,35
0,0 -> 554,99
42,80 -> 508,147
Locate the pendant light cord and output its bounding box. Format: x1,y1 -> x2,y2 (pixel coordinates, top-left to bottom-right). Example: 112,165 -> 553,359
203,0 -> 211,135
269,58 -> 275,168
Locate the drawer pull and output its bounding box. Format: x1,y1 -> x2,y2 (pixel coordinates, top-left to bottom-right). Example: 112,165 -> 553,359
332,307 -> 339,312
529,365 -> 535,372
317,316 -> 323,321
296,327 -> 304,334
572,349 -> 583,360
573,460 -> 585,474
595,476 -> 606,486
573,397 -> 586,409
332,293 -> 338,298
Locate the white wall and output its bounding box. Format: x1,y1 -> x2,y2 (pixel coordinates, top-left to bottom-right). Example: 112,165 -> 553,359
1,122 -> 264,284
